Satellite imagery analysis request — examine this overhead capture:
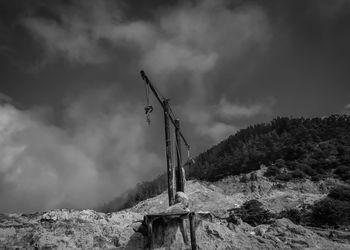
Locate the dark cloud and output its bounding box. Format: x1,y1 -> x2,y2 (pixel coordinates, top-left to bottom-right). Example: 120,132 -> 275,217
0,0 -> 349,212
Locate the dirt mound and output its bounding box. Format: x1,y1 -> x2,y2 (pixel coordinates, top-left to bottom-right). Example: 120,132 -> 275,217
129,180 -> 244,216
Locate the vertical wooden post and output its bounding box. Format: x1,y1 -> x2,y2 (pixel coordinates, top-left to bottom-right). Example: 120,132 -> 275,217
145,216 -> 154,250
180,218 -> 189,245
189,212 -> 197,250
163,99 -> 175,206
175,119 -> 185,192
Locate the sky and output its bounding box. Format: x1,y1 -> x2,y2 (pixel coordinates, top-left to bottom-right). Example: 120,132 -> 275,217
0,0 -> 350,213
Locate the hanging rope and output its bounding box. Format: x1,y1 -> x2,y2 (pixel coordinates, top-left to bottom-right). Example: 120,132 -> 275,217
186,147 -> 195,165
144,82 -> 153,125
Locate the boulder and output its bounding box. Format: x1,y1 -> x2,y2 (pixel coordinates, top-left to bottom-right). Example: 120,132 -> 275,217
175,192 -> 189,208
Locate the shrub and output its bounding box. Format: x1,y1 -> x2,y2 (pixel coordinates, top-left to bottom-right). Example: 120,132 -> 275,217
311,175 -> 321,182
250,172 -> 258,181
274,183 -> 285,189
291,169 -> 306,179
322,158 -> 339,170
279,208 -> 302,224
276,172 -> 292,181
334,165 -> 349,175
275,159 -> 286,168
301,165 -> 317,176
316,167 -> 327,175
264,165 -> 280,177
310,198 -> 350,227
334,165 -> 350,181
304,158 -> 318,167
286,161 -> 297,170
232,199 -> 274,226
240,174 -> 249,183
328,185 -> 350,202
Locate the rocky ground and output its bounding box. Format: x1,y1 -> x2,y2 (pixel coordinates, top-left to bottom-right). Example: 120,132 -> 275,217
1,167 -> 350,249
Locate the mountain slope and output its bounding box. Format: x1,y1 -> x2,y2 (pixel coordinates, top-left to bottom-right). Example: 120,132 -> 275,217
101,115 -> 350,212
190,115 -> 350,182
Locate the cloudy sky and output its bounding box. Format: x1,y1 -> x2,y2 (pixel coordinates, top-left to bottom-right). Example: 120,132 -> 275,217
0,0 -> 350,213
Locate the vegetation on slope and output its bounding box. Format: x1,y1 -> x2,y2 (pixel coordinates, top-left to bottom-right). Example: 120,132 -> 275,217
309,185 -> 350,228
229,199 -> 275,226
189,115 -> 350,182
100,174 -> 167,212
274,185 -> 350,229
228,185 -> 350,229
100,115 -> 350,212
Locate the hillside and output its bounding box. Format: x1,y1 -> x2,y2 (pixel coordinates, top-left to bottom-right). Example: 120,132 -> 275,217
2,114 -> 350,249
101,115 -> 350,212
1,167 -> 350,249
190,115 -> 350,182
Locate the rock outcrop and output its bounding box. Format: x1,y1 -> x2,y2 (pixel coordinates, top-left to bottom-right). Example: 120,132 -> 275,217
0,209 -> 144,249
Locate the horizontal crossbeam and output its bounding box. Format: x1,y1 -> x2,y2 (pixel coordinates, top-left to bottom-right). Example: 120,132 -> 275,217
140,70 -> 190,150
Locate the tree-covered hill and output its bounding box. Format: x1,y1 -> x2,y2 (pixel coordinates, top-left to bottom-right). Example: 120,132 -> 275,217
189,115 -> 350,182
100,115 -> 350,212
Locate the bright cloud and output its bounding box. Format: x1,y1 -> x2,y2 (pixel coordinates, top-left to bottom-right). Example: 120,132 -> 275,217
218,97 -> 275,118
0,90 -> 162,213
